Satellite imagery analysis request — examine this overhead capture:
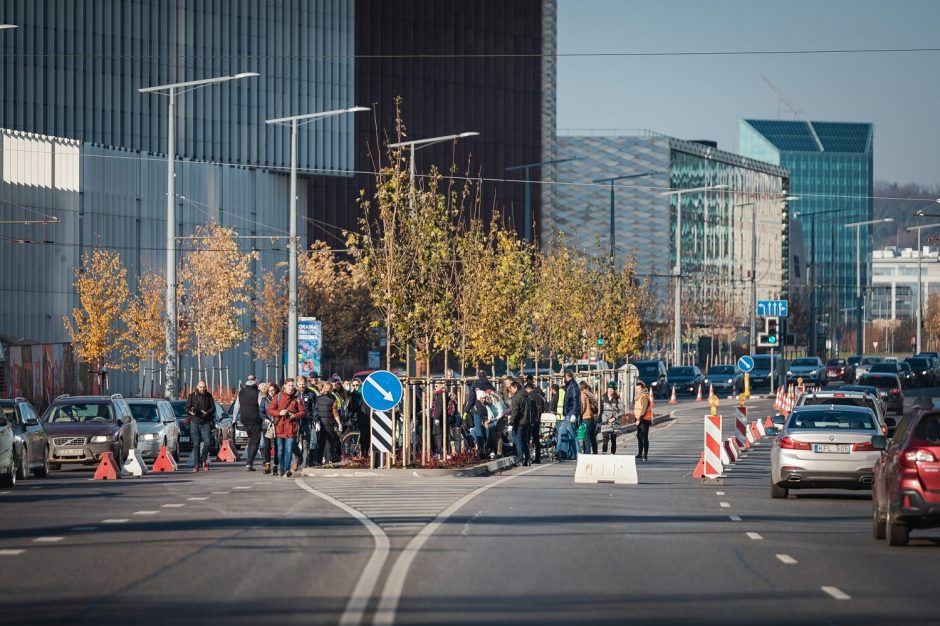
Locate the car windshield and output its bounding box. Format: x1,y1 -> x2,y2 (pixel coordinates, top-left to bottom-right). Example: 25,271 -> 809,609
668,367 -> 694,377
870,364 -> 897,373
44,402 -> 113,423
636,363 -> 660,376
858,375 -> 899,389
792,358 -> 818,367
908,358 -> 929,369
847,356 -> 862,365
899,363 -> 912,373
788,410 -> 876,430
129,403 -> 161,423
170,401 -> 188,418
826,359 -> 844,366
708,366 -> 734,375
861,357 -> 881,365
913,416 -> 940,444
752,356 -> 773,368
801,396 -> 876,412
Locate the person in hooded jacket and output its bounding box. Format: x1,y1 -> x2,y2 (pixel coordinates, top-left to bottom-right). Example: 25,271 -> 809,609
267,378 -> 305,477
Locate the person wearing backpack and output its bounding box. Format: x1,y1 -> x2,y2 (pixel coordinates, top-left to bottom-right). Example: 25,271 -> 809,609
580,380 -> 599,454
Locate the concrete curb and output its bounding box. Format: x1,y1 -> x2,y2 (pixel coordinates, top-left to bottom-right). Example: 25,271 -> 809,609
298,455 -> 517,478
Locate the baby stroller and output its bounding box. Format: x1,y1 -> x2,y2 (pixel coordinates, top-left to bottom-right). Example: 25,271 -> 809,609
538,412 -> 559,462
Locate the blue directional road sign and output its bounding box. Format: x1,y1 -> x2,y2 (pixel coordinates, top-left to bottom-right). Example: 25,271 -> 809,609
757,299 -> 789,318
362,370 -> 404,412
737,355 -> 755,373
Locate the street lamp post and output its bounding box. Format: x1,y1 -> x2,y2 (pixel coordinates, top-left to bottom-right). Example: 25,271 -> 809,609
266,106 -> 370,379
908,200 -> 940,353
660,184 -> 727,365
593,173 -> 652,261
844,217 -> 894,356
506,157 -> 579,245
139,72 -> 258,400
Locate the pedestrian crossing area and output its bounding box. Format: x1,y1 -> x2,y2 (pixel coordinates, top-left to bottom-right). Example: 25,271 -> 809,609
302,477 -> 493,534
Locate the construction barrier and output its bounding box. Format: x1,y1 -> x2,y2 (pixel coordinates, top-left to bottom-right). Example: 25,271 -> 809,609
215,440 -> 238,463
692,452 -> 705,479
735,405 -> 748,450
94,452 -> 121,480
756,420 -> 766,437
151,445 -> 178,472
721,438 -> 737,466
122,449 -> 149,477
574,454 -> 638,485
704,414 -> 723,479
746,426 -> 756,445
764,415 -> 775,429
750,422 -> 762,441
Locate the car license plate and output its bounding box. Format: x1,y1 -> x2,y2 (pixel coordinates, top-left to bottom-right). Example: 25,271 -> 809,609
813,443 -> 850,454
59,448 -> 83,456
180,436 -> 190,442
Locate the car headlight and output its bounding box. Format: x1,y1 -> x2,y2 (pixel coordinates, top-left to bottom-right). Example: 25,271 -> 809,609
923,371 -> 928,375
141,433 -> 157,441
650,382 -> 658,386
787,370 -> 794,376
91,435 -> 112,443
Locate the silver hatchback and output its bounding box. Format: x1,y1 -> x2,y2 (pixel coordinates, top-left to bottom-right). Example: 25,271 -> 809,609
771,405 -> 885,498
126,399 -> 181,461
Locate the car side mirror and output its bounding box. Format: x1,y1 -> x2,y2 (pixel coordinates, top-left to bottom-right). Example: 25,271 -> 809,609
772,413 -> 785,426
764,426 -> 778,436
120,414 -> 132,424
871,435 -> 887,451
25,418 -> 39,427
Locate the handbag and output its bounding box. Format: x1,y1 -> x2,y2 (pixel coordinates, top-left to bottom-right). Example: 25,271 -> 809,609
264,419 -> 276,439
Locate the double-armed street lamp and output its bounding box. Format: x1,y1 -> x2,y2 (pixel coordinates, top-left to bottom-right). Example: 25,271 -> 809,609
660,184 -> 727,365
844,217 -> 894,355
388,132 -> 479,210
266,107 -> 370,378
139,72 -> 259,400
593,173 -> 652,261
507,157 -> 579,245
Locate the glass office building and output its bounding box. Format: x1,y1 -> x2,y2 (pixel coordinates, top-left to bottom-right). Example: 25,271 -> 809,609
739,120 -> 874,326
549,132 -> 791,331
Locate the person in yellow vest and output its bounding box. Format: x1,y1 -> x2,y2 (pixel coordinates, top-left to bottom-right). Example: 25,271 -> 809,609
634,380 -> 654,461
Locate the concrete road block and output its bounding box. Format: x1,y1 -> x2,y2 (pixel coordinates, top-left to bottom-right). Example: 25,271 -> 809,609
574,454 -> 638,485
122,449 -> 149,477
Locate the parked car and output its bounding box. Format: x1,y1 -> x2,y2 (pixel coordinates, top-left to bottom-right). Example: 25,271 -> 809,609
872,407 -> 940,546
749,354 -> 784,391
666,365 -> 704,395
854,356 -> 884,382
704,364 -> 744,395
0,397 -> 50,479
41,395 -> 139,469
771,404 -> 885,498
825,358 -> 851,383
169,400 -> 233,455
633,360 -> 669,399
0,410 -> 16,487
904,356 -> 937,387
787,357 -> 826,387
870,362 -> 911,388
126,399 -> 181,461
857,373 -> 905,416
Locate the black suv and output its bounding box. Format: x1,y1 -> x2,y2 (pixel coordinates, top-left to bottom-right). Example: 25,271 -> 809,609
0,398 -> 49,479
633,360 -> 669,399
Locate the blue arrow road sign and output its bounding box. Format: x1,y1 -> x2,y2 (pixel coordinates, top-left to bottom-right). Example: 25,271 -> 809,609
362,370 -> 404,412
757,299 -> 789,318
738,355 -> 755,373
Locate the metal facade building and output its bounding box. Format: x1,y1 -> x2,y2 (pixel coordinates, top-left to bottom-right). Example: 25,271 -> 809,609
547,132 -> 791,332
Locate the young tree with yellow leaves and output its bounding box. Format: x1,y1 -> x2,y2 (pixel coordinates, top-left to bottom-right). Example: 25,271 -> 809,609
63,247 -> 129,377
251,268 -> 287,370
925,292 -> 940,349
120,270 -> 166,389
178,222 -> 258,383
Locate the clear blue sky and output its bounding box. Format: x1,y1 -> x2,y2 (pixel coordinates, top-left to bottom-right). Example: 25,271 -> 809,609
557,0 -> 940,187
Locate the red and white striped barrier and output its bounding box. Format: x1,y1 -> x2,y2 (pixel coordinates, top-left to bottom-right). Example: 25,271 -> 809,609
704,414 -> 723,479
756,420 -> 766,437
750,421 -> 762,442
735,405 -> 748,450
721,438 -> 738,465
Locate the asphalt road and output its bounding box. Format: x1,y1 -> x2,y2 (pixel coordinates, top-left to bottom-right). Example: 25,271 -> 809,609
2,390 -> 939,626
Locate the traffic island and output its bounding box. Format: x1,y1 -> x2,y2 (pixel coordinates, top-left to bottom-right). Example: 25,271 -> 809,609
299,455 -> 517,478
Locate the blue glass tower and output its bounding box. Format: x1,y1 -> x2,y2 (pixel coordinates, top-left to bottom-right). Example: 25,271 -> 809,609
739,120 -> 873,349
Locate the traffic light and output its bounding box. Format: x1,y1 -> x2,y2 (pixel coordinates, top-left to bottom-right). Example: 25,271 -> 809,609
758,317 -> 780,347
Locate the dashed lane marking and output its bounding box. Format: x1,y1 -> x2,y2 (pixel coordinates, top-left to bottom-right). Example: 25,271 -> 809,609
33,537 -> 64,543
715,491 -> 725,496
211,491 -> 230,495
0,549 -> 24,555
133,510 -> 159,516
776,554 -> 798,564
719,502 -> 731,508
729,515 -> 742,522
187,497 -> 209,501
746,532 -> 763,540
161,503 -> 185,508
232,486 -> 252,490
68,526 -> 99,532
101,519 -> 129,524
822,586 -> 851,600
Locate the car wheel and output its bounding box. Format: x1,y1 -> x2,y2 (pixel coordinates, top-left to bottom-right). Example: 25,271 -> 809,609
15,447 -> 27,480
33,449 -> 50,478
770,482 -> 788,499
872,502 -> 886,540
886,509 -> 910,547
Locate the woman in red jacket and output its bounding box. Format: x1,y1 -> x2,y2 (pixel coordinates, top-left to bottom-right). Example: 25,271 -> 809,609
267,378 -> 305,477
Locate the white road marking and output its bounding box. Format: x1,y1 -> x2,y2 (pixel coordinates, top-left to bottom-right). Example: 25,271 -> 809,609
715,491 -> 725,496
776,554 -> 798,564
372,465 -> 543,626
161,503 -> 185,508
746,532 -> 763,540
719,501 -> 731,508
822,586 -> 851,600
101,518 -> 129,524
68,526 -> 99,532
729,515 -> 742,522
0,491 -> 11,495
253,481 -> 268,485
232,486 -> 251,490
133,510 -> 159,515
0,549 -> 24,555
33,536 -> 64,543
187,497 -> 209,501
211,491 -> 229,495
295,480 -> 390,626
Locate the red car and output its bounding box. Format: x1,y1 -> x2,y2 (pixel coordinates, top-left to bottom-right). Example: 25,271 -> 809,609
825,358 -> 850,382
872,409 -> 940,546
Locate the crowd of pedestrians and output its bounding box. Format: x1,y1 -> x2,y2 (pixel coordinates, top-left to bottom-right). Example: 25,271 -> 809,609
182,368 -> 657,475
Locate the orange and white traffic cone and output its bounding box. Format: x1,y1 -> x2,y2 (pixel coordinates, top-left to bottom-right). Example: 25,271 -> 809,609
669,385 -> 678,405
696,384 -> 703,401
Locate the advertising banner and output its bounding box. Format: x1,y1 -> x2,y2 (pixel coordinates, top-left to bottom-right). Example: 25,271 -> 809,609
298,317 -> 322,378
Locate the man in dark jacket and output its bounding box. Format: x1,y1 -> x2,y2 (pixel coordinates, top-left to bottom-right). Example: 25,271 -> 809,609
186,380 -> 216,472
557,370 -> 582,461
295,375 -> 318,467
236,375 -> 262,471
508,381 -> 531,466
525,381 -> 546,463
463,371 -> 494,454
